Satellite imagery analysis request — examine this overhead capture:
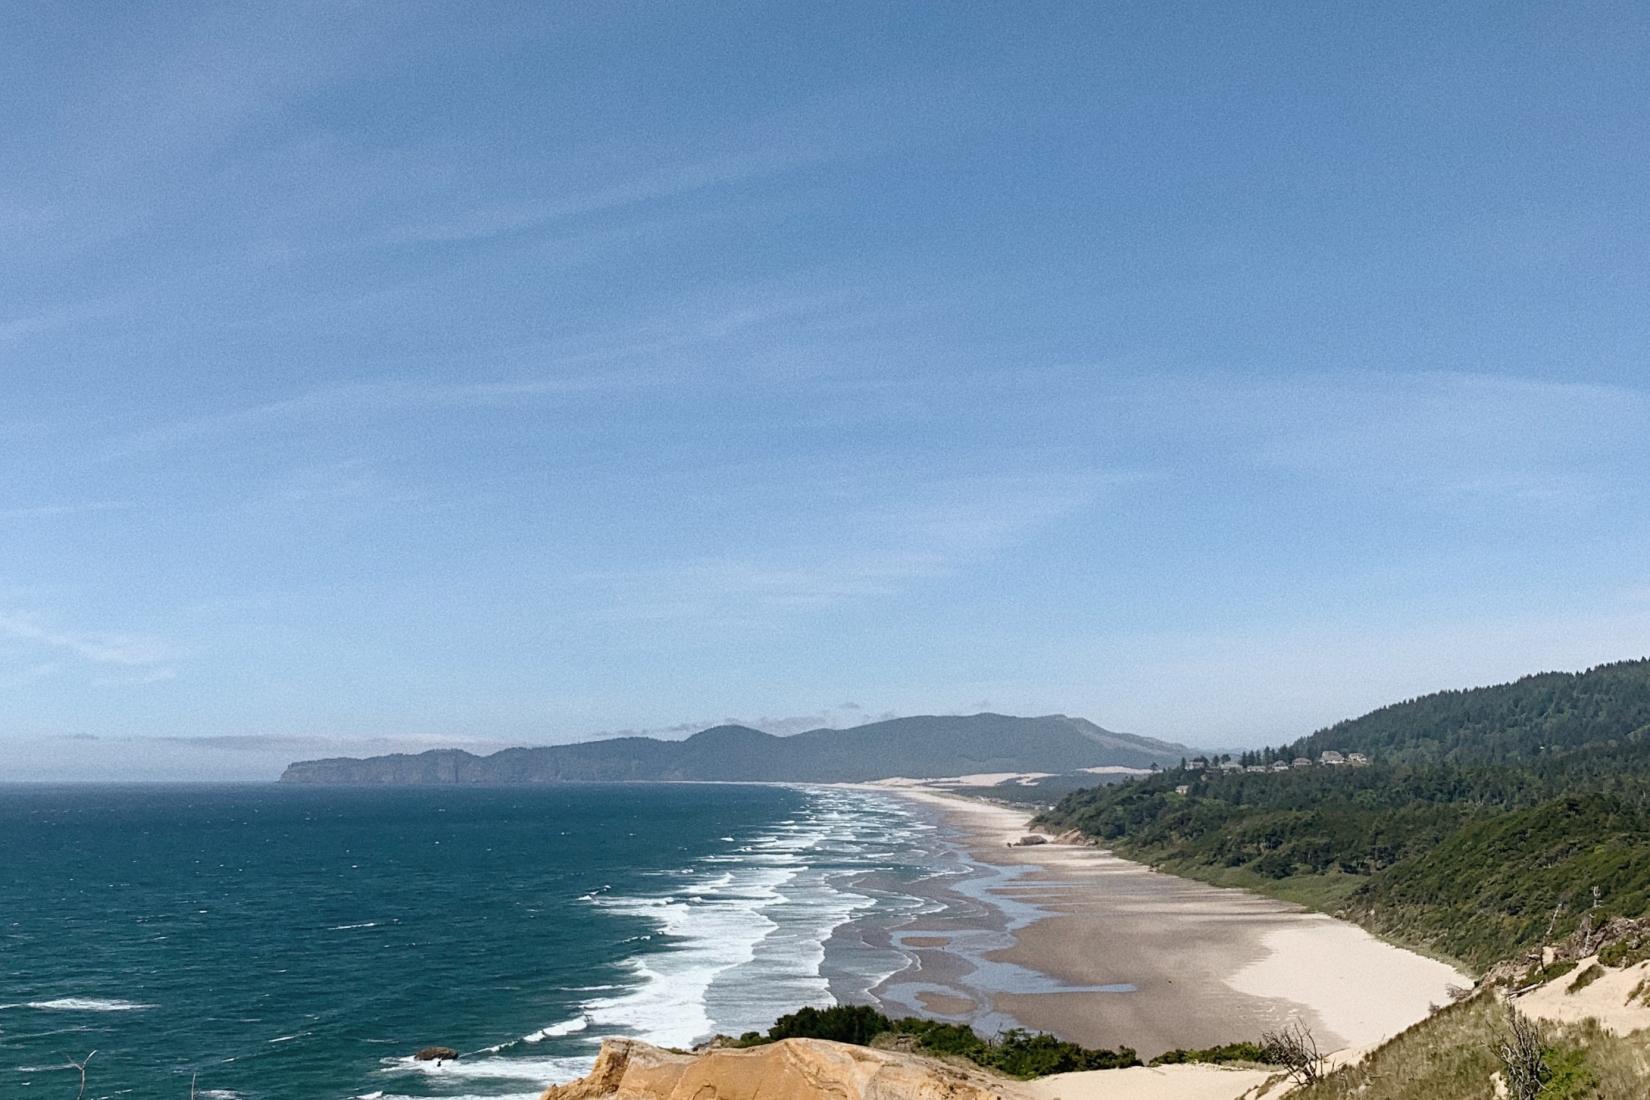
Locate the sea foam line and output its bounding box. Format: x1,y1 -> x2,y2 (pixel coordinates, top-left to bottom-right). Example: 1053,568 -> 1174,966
571,786 -> 917,1049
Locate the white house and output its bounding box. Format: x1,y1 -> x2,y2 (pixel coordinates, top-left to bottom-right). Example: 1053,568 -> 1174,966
1347,752 -> 1371,767
1292,757 -> 1313,768
1174,784 -> 1191,796
1319,750 -> 1347,765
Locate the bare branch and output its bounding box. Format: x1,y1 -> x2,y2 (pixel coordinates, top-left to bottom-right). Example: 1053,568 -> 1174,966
1494,1005 -> 1548,1100
64,1050 -> 96,1100
1261,1020 -> 1323,1086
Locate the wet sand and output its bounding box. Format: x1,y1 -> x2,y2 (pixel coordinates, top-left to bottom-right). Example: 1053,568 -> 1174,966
860,786 -> 1468,1059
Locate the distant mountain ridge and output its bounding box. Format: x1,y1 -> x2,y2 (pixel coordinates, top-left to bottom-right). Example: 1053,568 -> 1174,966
277,713 -> 1190,785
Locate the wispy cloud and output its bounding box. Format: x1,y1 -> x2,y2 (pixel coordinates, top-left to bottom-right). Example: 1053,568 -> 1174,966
0,662 -> 59,689
1120,370 -> 1650,507
377,147 -> 826,248
574,468 -> 1121,626
0,501 -> 135,520
576,704 -> 900,742
93,370 -> 667,462
0,611 -> 177,672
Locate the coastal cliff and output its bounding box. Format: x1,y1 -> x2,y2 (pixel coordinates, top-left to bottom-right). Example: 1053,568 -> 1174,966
538,1037 -> 1023,1100
538,1037 -> 1285,1100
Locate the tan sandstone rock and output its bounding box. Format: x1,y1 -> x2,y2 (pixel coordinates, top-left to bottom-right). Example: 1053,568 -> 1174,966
538,1036 -> 1024,1100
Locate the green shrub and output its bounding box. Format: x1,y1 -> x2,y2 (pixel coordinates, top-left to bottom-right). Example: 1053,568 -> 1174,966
735,1003 -> 1140,1080
766,1004 -> 892,1045
1538,1044 -> 1600,1098
1566,962 -> 1604,995
1598,936 -> 1650,968
1150,1040 -> 1274,1066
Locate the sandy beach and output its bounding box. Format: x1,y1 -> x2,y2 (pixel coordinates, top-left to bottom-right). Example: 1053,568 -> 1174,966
859,785 -> 1469,1060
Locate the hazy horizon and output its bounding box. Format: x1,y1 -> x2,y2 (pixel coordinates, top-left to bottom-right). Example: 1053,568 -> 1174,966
5,4 -> 1648,780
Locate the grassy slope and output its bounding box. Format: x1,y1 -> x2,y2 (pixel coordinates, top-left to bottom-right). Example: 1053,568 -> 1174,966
1292,993 -> 1648,1100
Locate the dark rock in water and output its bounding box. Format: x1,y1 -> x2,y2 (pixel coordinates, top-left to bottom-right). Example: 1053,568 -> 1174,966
414,1047 -> 459,1062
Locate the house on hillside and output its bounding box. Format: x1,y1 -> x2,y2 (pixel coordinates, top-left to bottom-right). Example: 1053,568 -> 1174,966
1347,752 -> 1370,766
1219,760 -> 1244,772
1270,760 -> 1291,772
1244,764 -> 1267,773
1187,758 -> 1208,770
1174,784 -> 1191,796
1291,757 -> 1313,768
1319,750 -> 1347,765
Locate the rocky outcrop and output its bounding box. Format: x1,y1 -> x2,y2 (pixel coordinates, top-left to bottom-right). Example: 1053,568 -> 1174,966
414,1046 -> 459,1061
538,1037 -> 1024,1100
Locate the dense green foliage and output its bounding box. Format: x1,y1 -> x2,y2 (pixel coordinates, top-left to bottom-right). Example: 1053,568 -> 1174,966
1289,659 -> 1650,765
1348,795 -> 1650,965
894,1019 -> 1140,1077
764,1004 -> 891,1045
733,1004 -> 1141,1078
1039,660 -> 1650,969
1148,1040 -> 1273,1066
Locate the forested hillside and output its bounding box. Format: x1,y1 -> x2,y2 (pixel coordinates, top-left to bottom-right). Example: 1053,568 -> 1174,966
1289,658 -> 1650,763
1038,660 -> 1650,969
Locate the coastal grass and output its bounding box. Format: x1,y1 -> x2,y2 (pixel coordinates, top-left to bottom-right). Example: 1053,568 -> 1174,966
1290,993 -> 1649,1100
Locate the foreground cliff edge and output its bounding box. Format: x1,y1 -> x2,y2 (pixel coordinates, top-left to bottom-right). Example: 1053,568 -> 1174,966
536,1036 -> 1277,1100
537,947 -> 1650,1100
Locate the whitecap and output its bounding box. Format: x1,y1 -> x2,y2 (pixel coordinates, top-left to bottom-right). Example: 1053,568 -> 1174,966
523,1015 -> 588,1041
382,1052 -> 593,1084
21,998 -> 155,1012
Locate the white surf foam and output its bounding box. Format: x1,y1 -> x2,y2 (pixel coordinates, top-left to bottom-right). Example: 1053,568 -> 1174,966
523,1015 -> 588,1042
16,998 -> 155,1012
575,785 -> 921,1047
382,1052 -> 593,1083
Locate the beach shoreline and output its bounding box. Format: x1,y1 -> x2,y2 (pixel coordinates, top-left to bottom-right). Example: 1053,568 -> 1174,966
848,783 -> 1469,1060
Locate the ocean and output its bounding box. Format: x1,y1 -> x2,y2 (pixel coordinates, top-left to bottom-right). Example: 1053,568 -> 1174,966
0,782 -> 961,1100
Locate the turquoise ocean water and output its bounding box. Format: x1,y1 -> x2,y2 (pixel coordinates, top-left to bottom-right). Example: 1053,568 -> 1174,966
0,783 -> 951,1100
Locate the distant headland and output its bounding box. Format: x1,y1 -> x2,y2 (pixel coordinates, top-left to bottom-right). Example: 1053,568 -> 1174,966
277,713 -> 1191,785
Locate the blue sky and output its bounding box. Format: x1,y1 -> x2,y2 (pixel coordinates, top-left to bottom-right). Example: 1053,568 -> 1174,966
4,2 -> 1648,779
